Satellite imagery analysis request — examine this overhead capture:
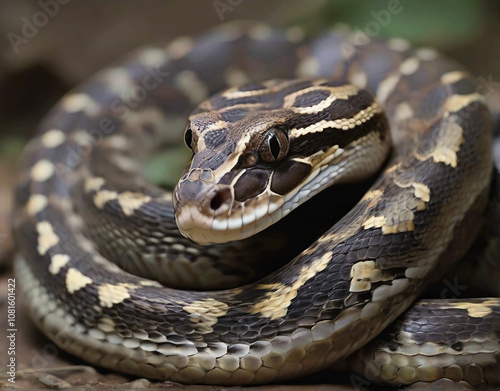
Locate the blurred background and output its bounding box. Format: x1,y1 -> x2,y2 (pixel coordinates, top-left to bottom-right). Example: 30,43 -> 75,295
1,0 -> 500,389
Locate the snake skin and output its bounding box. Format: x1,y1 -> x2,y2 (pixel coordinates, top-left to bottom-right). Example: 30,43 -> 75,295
13,22 -> 500,387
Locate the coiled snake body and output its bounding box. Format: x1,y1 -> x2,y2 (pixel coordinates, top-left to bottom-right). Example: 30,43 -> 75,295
13,23 -> 500,387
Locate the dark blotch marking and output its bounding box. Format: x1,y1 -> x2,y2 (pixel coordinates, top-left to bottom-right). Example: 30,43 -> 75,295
220,108 -> 250,123
234,169 -> 269,202
292,89 -> 331,108
238,83 -> 267,92
271,160 -> 311,195
200,153 -> 226,171
325,89 -> 374,120
176,179 -> 203,203
218,171 -> 236,186
204,129 -> 227,149
319,80 -> 350,88
210,94 -> 263,110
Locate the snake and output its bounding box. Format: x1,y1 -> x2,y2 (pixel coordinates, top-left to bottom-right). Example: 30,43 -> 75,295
12,22 -> 500,388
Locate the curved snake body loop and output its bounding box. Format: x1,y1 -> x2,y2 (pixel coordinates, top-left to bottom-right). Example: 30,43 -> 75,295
13,23 -> 500,387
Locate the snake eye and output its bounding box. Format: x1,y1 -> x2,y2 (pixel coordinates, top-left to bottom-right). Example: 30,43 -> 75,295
184,125 -> 193,149
259,127 -> 289,164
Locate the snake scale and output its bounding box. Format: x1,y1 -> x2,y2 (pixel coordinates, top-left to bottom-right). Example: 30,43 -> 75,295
13,22 -> 500,388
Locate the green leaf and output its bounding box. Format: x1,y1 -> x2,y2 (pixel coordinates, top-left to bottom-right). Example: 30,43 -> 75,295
143,146 -> 191,188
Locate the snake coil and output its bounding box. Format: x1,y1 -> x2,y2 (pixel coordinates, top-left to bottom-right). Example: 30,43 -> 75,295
14,23 -> 500,387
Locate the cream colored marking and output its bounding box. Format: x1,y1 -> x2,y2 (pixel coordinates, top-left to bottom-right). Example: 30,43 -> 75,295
248,24 -> 273,41
183,298 -> 230,331
291,102 -> 381,137
102,67 -> 134,96
340,42 -> 356,61
386,218 -> 414,234
362,181 -> 429,234
415,120 -> 464,168
416,48 -> 438,61
444,93 -> 484,114
214,23 -> 244,42
93,190 -> 119,209
26,194 -> 48,216
97,283 -> 136,308
72,129 -> 93,148
412,183 -> 430,202
387,38 -> 410,52
360,189 -> 383,209
111,154 -> 138,173
351,71 -> 367,89
299,145 -> 341,167
49,254 -> 70,275
377,74 -> 400,104
440,71 -> 468,85
61,93 -> 99,116
399,57 -> 420,75
362,215 -> 388,231
102,134 -> 129,150
297,56 -> 320,77
175,70 -> 209,104
137,47 -> 167,68
286,26 -> 305,43
41,129 -> 65,148
31,159 -> 55,182
350,261 -> 378,292
349,30 -> 370,46
36,221 -> 59,256
385,162 -> 400,174
394,102 -> 414,122
220,85 -> 271,99
223,67 -> 252,87
448,299 -> 497,318
138,280 -> 162,287
251,252 -> 332,320
97,316 -> 116,333
65,267 -> 93,294
167,36 -> 194,59
117,191 -> 152,216
84,177 -> 106,193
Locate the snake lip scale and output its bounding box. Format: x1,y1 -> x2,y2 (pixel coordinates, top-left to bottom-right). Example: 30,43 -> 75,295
13,22 -> 500,387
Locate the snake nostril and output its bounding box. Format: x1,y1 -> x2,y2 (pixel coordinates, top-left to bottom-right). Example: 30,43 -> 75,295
210,188 -> 231,211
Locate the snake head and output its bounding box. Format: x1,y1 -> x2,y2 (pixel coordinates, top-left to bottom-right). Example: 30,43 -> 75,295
174,79 -> 390,245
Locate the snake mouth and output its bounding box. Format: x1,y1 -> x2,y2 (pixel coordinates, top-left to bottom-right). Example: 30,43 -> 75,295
174,178 -> 285,245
